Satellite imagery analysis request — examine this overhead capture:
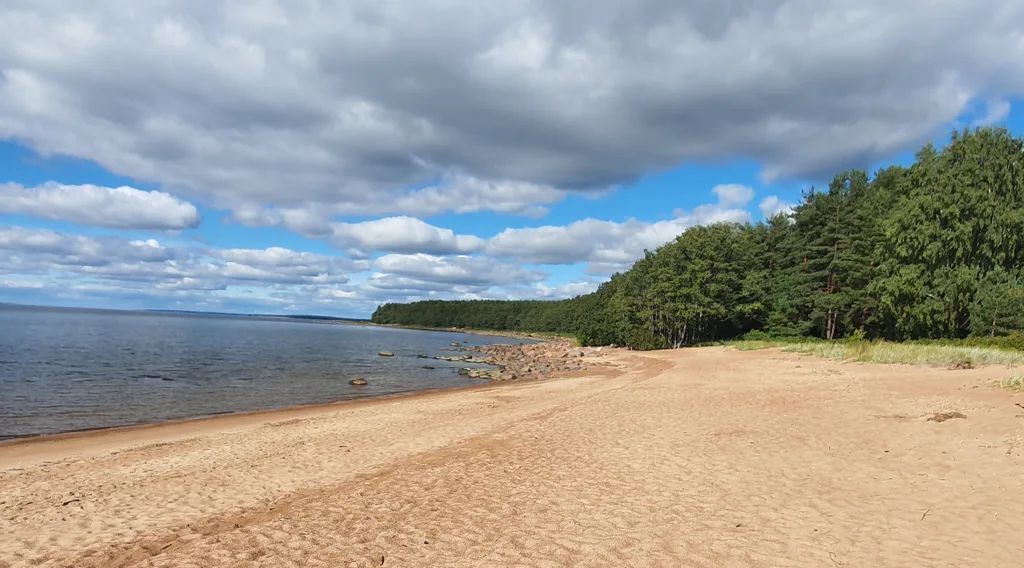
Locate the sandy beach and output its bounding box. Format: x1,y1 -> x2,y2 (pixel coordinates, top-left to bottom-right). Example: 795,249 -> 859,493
2,346 -> 1023,567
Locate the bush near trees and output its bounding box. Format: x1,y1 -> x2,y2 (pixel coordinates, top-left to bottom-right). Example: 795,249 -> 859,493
372,128 -> 1024,350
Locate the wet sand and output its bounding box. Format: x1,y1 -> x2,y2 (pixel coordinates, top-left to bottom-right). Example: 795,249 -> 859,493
2,346 -> 1023,567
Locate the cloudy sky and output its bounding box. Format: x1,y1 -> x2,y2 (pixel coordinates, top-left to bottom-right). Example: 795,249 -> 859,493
2,1 -> 1023,317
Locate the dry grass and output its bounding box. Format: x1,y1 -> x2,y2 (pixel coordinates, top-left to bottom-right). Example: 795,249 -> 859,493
730,339 -> 780,351
729,339 -> 1024,368
999,374 -> 1024,391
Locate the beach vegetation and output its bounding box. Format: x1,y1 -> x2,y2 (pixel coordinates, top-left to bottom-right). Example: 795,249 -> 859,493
729,338 -> 1024,367
999,374 -> 1024,391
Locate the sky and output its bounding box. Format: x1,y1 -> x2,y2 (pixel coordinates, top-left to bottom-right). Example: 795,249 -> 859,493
2,1 -> 1024,317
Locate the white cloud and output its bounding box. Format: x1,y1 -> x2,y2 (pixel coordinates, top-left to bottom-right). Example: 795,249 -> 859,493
215,247 -> 353,285
0,227 -> 351,290
487,188 -> 752,272
228,174 -> 563,235
0,1 -> 1021,219
328,216 -> 484,255
372,253 -> 543,287
758,195 -> 796,218
0,278 -> 45,290
712,184 -> 755,207
530,280 -> 601,299
970,98 -> 1011,127
0,226 -> 178,266
388,174 -> 564,218
0,182 -> 200,230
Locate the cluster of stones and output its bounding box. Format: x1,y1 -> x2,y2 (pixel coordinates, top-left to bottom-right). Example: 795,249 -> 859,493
458,367 -> 503,380
462,339 -> 602,382
364,339 -> 607,385
435,354 -> 490,363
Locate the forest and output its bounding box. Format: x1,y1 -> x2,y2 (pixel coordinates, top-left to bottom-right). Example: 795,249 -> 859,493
372,128 -> 1024,350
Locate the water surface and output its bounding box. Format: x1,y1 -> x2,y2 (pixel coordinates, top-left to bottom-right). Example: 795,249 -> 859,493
0,304 -> 527,439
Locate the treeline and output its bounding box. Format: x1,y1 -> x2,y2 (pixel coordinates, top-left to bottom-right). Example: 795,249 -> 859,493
372,128 -> 1024,349
372,299 -> 579,333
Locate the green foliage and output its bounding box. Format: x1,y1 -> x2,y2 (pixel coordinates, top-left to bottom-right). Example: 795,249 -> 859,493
371,299 -> 579,334
970,269 -> 1024,337
740,329 -> 774,341
371,128 -> 1024,350
970,333 -> 1024,351
913,333 -> 1024,352
848,328 -> 868,342
872,129 -> 1024,338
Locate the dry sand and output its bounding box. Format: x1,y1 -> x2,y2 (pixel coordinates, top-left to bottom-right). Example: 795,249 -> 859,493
2,346 -> 1023,567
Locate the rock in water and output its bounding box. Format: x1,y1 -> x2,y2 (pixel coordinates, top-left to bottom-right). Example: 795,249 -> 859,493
349,377 -> 368,386
378,351 -> 394,357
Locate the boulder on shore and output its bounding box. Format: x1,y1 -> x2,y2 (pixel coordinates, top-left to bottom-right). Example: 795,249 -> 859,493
460,368 -> 500,380
473,339 -> 595,382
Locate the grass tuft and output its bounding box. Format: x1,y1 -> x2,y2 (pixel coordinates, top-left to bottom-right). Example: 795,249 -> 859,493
999,374 -> 1024,391
727,339 -> 1024,367
729,339 -> 780,351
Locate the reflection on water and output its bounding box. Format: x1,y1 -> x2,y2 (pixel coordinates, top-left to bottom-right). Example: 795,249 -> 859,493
0,304 -> 527,439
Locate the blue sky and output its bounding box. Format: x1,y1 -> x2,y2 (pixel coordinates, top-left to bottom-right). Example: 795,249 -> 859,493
2,2 -> 1024,317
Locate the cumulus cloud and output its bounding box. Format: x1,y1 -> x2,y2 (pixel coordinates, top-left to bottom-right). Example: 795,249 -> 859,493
228,174 -> 564,232
352,254 -> 549,306
327,217 -> 484,255
0,182 -> 200,230
372,254 -> 544,287
1,1 -> 1022,219
530,280 -> 601,299
0,227 -> 178,266
758,195 -> 796,218
388,175 -> 564,218
0,227 -> 351,291
712,184 -> 755,207
487,188 -> 752,272
215,247 -> 353,285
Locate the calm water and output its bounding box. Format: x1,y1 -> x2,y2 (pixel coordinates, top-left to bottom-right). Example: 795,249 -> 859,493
0,304 -> 528,439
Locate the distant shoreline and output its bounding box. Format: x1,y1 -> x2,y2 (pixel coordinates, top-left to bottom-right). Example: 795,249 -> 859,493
0,301 -> 568,344
0,301 -> 370,323
367,322 -> 568,342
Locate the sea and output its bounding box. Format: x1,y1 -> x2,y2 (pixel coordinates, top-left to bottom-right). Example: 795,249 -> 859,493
0,304 -> 529,440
